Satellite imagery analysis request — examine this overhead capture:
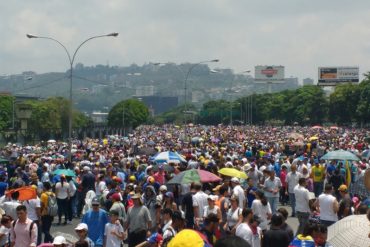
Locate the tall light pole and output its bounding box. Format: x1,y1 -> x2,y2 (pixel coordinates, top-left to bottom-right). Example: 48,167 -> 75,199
228,70 -> 250,125
27,32 -> 118,161
153,60 -> 219,141
183,60 -> 219,141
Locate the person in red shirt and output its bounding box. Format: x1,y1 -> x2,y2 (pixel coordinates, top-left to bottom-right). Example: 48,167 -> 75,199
153,164 -> 165,185
279,165 -> 288,206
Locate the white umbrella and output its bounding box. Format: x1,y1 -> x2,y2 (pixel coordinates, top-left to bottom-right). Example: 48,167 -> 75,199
327,215 -> 370,247
47,139 -> 56,143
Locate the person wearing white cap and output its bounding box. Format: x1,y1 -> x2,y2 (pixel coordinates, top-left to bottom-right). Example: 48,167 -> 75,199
53,236 -> 67,247
74,223 -> 95,247
231,177 -> 245,209
203,195 -> 221,221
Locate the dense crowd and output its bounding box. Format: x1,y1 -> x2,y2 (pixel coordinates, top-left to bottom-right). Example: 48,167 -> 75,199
0,124 -> 369,247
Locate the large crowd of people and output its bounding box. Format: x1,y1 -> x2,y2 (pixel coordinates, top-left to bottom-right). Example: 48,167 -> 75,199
0,124 -> 369,247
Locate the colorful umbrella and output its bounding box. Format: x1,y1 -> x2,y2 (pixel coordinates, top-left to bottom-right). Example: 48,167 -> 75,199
311,125 -> 323,129
6,186 -> 37,201
287,132 -> 304,140
361,149 -> 370,159
167,169 -> 221,184
53,169 -> 76,177
320,150 -> 359,161
151,151 -> 186,163
309,136 -> 319,141
327,215 -> 370,247
218,168 -> 248,179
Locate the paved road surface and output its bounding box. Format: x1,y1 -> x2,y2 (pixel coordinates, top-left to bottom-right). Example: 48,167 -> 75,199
50,204 -> 299,244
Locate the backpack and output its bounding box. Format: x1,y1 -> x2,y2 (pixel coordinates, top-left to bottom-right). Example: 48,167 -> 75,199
12,219 -> 35,238
46,192 -> 58,217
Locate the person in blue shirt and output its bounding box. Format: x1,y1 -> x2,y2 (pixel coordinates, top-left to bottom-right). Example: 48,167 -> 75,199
82,197 -> 109,247
246,177 -> 257,208
0,175 -> 7,197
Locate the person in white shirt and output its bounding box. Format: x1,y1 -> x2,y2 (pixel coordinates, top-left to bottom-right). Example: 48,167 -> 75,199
104,210 -> 124,247
55,175 -> 70,225
95,175 -> 106,197
294,178 -> 311,235
3,192 -> 21,221
251,190 -> 272,232
316,183 -> 339,227
231,177 -> 245,209
192,182 -> 208,227
161,208 -> 172,234
67,176 -> 77,221
23,189 -> 41,245
236,209 -> 262,247
0,215 -> 11,247
236,208 -> 253,243
203,195 -> 221,221
263,170 -> 281,214
286,164 -> 301,217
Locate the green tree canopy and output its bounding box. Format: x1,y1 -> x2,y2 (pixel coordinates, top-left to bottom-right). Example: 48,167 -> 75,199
108,99 -> 149,128
0,95 -> 14,130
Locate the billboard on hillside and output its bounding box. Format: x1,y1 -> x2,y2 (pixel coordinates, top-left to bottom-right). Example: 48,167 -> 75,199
318,67 -> 359,86
254,65 -> 285,83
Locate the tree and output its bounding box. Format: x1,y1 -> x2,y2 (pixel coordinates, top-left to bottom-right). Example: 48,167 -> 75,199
329,84 -> 360,124
108,99 -> 149,128
199,100 -> 230,125
355,77 -> 370,125
0,95 -> 14,130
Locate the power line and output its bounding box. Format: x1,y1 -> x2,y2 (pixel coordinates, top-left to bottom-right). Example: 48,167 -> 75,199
13,76 -> 68,93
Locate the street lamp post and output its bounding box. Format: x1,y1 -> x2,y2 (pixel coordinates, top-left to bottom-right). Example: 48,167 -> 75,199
183,60 -> 219,141
153,60 -> 219,141
27,32 -> 118,161
228,70 -> 250,125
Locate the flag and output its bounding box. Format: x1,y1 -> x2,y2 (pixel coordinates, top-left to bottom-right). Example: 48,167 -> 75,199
345,161 -> 351,187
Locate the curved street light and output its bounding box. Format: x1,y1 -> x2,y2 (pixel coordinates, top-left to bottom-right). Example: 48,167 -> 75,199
228,70 -> 250,125
27,32 -> 119,161
183,59 -> 219,141
154,60 -> 219,141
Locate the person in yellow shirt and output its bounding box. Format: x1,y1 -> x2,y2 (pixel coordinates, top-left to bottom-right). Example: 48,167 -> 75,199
40,182 -> 55,243
311,160 -> 325,197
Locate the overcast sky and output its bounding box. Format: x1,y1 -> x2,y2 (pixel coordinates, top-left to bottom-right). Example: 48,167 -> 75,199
1,0 -> 370,81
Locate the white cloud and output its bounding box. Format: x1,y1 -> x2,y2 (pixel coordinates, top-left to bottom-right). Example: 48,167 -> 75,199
1,0 -> 370,82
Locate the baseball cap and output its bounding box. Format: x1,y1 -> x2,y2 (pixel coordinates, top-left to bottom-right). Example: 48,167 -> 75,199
91,197 -> 100,205
111,193 -> 121,201
165,192 -> 174,198
75,223 -> 88,231
53,236 -> 67,245
231,177 -> 239,183
160,185 -> 168,192
338,184 -> 348,192
212,185 -> 222,192
207,195 -> 217,201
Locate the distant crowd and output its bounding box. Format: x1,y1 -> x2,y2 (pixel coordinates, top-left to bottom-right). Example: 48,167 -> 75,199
0,124 -> 368,247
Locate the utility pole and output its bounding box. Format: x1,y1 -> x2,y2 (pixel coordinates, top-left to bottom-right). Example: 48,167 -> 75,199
122,107 -> 125,136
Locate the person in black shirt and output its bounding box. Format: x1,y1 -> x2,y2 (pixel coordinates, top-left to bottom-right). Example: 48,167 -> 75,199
262,213 -> 290,247
201,213 -> 219,246
277,208 -> 294,243
181,183 -> 195,228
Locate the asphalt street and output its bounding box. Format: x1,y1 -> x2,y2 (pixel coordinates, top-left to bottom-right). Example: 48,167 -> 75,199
50,204 -> 299,244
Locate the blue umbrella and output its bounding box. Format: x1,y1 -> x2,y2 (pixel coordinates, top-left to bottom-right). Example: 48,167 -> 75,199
151,151 -> 186,163
320,150 -> 359,161
361,149 -> 370,159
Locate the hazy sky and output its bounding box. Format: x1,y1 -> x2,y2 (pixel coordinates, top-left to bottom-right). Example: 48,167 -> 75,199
1,0 -> 370,81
